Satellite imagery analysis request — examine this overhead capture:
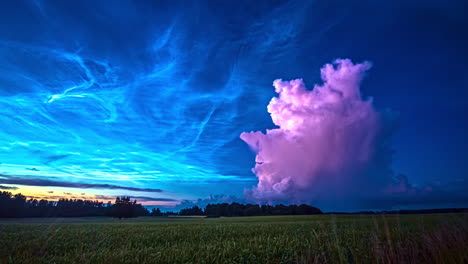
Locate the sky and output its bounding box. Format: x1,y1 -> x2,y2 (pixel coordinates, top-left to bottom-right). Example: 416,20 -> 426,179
0,0 -> 467,211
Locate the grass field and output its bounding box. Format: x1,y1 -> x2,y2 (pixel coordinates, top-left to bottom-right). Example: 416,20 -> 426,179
1,214 -> 467,263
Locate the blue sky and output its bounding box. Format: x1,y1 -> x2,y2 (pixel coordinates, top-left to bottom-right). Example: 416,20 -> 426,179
0,0 -> 467,210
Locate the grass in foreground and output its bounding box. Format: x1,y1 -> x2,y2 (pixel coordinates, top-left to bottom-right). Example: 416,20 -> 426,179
1,214 -> 467,263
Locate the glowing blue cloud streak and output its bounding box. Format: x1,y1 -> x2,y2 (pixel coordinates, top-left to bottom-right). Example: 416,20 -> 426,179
1,1 -> 304,200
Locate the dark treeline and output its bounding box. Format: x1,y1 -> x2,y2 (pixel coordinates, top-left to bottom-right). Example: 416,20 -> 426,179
0,191 -> 149,218
385,208 -> 468,214
174,206 -> 468,217
0,191 -> 324,218
326,208 -> 468,215
180,203 -> 323,217
7,191 -> 461,218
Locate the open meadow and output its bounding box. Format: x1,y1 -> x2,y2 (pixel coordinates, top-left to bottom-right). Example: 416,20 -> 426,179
1,214 -> 467,264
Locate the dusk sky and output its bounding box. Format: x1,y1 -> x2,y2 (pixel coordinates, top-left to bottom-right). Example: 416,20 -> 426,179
0,0 -> 467,211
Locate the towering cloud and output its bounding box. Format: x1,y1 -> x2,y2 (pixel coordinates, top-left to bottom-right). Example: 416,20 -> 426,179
241,59 -> 395,209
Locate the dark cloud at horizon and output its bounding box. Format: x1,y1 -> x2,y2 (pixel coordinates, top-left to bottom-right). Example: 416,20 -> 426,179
94,195 -> 178,202
0,175 -> 163,193
0,185 -> 18,190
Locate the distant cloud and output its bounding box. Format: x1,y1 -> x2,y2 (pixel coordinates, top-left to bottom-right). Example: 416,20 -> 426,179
94,195 -> 177,202
378,176 -> 468,208
173,194 -> 242,210
0,185 -> 18,190
0,175 -> 163,193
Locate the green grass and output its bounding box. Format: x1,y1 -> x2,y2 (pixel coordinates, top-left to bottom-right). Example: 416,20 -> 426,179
1,214 -> 467,263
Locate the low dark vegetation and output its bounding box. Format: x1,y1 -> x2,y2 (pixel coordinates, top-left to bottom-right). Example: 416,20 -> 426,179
163,203 -> 322,217
327,208 -> 468,215
4,190 -> 465,220
202,203 -> 322,217
0,191 -> 148,218
156,204 -> 323,217
0,191 -> 323,218
177,203 -> 322,217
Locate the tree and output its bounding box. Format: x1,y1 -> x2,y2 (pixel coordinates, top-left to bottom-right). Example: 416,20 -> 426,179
112,196 -> 149,218
113,196 -> 133,219
151,208 -> 163,216
179,206 -> 204,216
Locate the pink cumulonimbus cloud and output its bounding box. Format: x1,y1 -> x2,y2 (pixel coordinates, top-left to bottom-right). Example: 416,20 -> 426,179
241,59 -> 394,207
